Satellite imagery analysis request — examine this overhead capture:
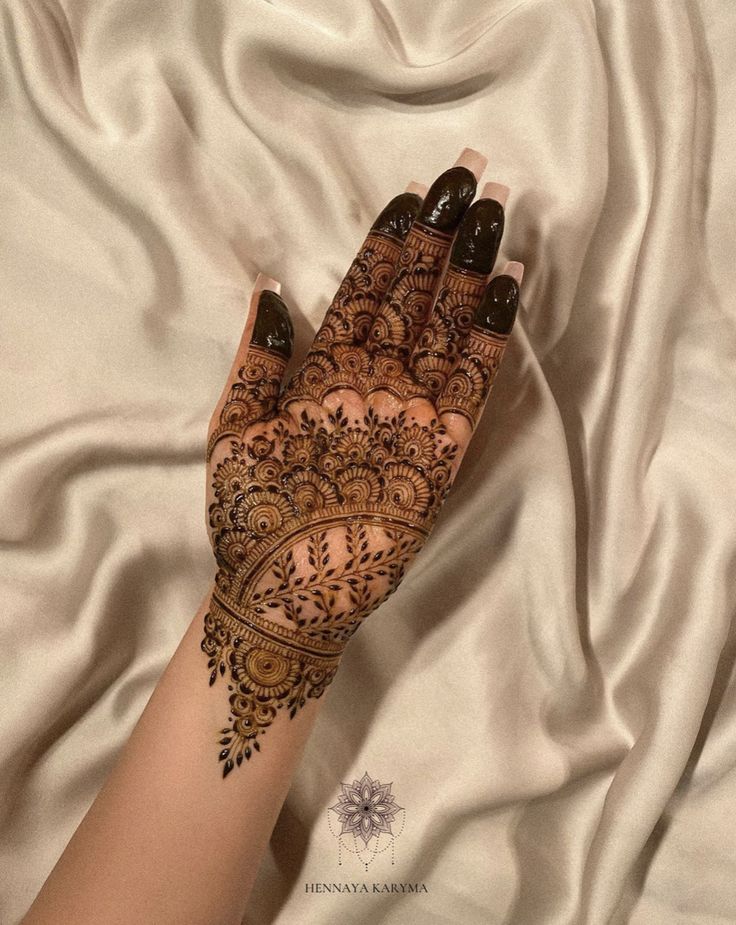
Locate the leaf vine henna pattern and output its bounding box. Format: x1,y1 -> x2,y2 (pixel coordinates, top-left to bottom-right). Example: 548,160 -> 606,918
202,155 -> 524,777
203,403 -> 458,776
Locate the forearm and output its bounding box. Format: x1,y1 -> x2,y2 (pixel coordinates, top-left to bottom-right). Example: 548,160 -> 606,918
23,591 -> 327,925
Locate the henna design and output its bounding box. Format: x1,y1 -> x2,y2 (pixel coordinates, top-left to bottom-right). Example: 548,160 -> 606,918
366,223 -> 453,358
409,265 -> 488,398
313,232 -> 403,347
437,330 -> 509,426
204,403 -> 458,775
207,346 -> 288,462
202,167 -> 520,776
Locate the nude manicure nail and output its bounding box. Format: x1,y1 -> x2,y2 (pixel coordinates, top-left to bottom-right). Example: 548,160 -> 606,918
405,180 -> 429,196
453,147 -> 488,182
254,273 -> 281,295
503,261 -> 524,286
480,182 -> 510,209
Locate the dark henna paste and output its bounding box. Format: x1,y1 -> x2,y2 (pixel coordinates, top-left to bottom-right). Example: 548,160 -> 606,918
475,274 -> 519,335
450,198 -> 505,274
417,166 -> 476,232
251,290 -> 294,358
371,192 -> 423,239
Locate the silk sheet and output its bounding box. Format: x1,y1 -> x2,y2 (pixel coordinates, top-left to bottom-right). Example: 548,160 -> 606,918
2,1 -> 735,922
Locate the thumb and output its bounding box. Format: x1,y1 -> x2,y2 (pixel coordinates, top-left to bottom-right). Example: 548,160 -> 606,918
207,275 -> 294,461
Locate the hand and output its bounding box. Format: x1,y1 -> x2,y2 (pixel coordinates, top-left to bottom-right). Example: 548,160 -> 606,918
202,149 -> 524,775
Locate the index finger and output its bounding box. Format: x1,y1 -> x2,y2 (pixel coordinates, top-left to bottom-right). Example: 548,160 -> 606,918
311,186 -> 426,350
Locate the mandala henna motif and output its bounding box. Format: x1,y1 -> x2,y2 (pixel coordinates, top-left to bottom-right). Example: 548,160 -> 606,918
203,402 -> 458,776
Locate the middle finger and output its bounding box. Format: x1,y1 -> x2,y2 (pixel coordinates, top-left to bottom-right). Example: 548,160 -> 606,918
364,148 -> 486,361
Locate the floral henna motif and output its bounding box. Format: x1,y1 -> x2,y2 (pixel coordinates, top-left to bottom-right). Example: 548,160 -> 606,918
437,329 -> 510,425
366,223 -> 453,358
313,232 -> 403,347
206,346 -> 288,462
203,404 -> 458,776
409,265 -> 488,397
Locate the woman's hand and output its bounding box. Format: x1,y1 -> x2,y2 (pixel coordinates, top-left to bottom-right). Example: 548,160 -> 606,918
203,149 -> 524,776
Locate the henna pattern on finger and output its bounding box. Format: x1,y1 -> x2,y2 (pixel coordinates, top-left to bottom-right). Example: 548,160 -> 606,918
436,273 -> 520,427
409,265 -> 488,397
204,404 -> 458,776
207,347 -> 288,462
436,330 -> 509,427
366,223 -> 453,359
313,232 -> 403,348
313,190 -> 422,349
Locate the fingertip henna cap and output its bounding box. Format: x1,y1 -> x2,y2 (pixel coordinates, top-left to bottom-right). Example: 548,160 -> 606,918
371,192 -> 423,240
475,274 -> 519,335
252,289 -> 294,358
418,166 -> 477,232
450,198 -> 505,274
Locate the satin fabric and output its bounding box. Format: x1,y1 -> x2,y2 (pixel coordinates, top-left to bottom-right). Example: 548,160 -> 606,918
2,1 -> 735,922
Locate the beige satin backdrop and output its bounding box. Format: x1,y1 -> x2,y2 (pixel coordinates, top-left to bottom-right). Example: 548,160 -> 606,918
2,1 -> 735,922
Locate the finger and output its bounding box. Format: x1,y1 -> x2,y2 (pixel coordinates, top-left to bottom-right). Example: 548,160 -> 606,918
409,181 -> 509,397
207,278 -> 294,461
437,262 -> 523,441
281,183 -> 426,406
365,148 -> 487,361
312,186 -> 425,350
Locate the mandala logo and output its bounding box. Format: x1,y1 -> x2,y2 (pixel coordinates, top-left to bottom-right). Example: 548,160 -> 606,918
328,771 -> 406,870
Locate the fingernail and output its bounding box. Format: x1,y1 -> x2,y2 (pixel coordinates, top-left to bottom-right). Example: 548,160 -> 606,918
503,260 -> 524,286
251,289 -> 293,357
254,272 -> 281,296
480,181 -> 510,209
404,180 -> 429,196
418,166 -> 477,232
450,198 -> 505,274
474,274 -> 519,335
372,191 -> 423,240
453,147 -> 488,181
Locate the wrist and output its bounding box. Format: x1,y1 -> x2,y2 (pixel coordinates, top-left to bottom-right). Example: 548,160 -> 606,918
200,578 -> 344,776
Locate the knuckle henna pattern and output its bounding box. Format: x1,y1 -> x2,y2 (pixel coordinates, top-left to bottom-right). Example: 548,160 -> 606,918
409,265 -> 488,398
366,224 -> 453,358
437,329 -> 510,427
313,232 -> 403,347
203,184 -> 517,777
